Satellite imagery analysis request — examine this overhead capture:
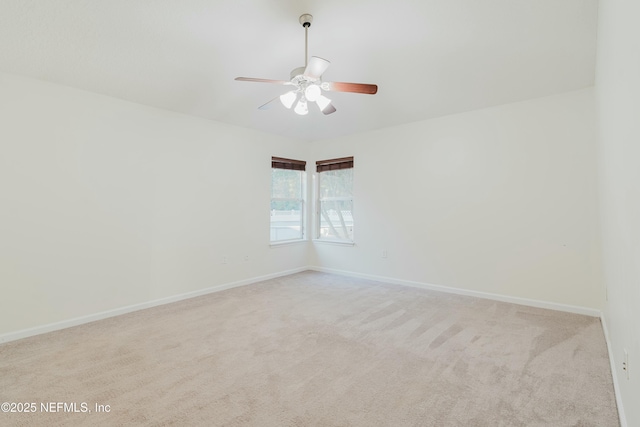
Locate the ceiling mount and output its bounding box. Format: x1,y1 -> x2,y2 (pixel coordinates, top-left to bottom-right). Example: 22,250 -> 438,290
299,14 -> 313,28
234,13 -> 378,117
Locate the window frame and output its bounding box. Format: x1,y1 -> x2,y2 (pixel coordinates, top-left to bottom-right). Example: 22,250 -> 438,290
315,157 -> 355,245
270,157 -> 307,245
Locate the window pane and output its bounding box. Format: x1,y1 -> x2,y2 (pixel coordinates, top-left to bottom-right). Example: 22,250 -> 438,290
319,169 -> 353,198
271,200 -> 303,241
319,199 -> 353,240
272,169 -> 302,199
271,159 -> 305,243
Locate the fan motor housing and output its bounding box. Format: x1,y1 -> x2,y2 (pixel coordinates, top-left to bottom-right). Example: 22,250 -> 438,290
290,67 -> 306,82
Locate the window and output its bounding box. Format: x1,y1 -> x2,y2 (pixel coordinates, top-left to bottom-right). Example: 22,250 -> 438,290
316,157 -> 354,242
270,157 -> 306,243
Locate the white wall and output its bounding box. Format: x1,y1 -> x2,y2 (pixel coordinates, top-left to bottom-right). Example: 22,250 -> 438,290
0,72 -> 308,337
595,0 -> 640,424
309,89 -> 602,309
0,71 -> 607,356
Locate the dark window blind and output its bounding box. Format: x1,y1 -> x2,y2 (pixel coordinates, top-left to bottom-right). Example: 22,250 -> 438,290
316,156 -> 354,173
272,157 -> 306,171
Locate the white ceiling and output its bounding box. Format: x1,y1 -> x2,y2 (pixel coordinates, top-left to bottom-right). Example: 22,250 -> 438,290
0,0 -> 598,142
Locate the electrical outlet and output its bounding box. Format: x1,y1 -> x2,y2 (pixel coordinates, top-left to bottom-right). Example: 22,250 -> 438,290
221,256 -> 228,265
243,255 -> 249,262
623,349 -> 630,380
382,249 -> 388,258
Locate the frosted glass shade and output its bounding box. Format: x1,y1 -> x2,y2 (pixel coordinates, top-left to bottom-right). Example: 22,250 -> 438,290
294,99 -> 308,115
279,91 -> 297,109
304,84 -> 322,102
317,95 -> 332,111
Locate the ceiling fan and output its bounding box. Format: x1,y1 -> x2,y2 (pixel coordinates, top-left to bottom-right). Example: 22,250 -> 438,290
235,14 -> 378,116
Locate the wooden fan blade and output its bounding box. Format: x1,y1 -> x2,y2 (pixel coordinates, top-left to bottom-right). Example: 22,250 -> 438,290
304,56 -> 330,80
235,77 -> 292,85
325,81 -> 378,95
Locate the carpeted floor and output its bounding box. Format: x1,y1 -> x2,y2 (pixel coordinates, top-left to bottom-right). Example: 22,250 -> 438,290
0,271 -> 619,426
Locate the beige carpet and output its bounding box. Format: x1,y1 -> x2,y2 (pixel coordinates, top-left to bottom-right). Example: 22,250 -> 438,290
0,271 -> 619,426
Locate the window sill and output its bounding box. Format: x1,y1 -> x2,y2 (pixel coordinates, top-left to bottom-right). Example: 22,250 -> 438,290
313,239 -> 355,247
270,239 -> 308,248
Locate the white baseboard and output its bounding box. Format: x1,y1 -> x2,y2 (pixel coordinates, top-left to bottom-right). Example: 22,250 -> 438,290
0,265 -> 601,339
308,266 -> 602,317
0,267 -> 307,344
600,314 -> 628,427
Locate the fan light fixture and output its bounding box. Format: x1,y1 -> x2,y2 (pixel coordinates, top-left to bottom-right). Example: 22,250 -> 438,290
234,14 -> 378,116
